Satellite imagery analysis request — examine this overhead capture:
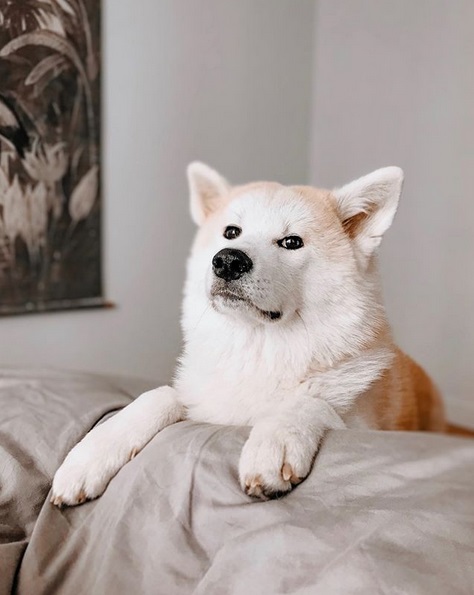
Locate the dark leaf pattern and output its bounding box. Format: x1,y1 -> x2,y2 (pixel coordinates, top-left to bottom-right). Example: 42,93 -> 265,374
0,0 -> 102,314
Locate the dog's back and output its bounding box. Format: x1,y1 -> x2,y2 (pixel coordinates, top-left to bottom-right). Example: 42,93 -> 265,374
368,348 -> 446,432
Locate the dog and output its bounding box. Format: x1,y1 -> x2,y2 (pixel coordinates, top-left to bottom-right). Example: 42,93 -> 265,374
51,163 -> 445,505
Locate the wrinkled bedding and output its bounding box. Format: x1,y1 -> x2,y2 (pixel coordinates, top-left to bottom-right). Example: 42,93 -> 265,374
1,369 -> 473,595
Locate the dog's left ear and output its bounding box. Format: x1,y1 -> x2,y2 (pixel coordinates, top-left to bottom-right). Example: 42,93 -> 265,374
187,162 -> 230,225
333,167 -> 403,261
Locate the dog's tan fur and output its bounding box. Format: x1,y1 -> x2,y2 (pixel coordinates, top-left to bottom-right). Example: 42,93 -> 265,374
365,349 -> 445,431
297,347 -> 446,434
297,183 -> 446,433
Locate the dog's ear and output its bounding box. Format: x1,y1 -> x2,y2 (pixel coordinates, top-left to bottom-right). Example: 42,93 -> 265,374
187,162 -> 230,225
333,167 -> 403,261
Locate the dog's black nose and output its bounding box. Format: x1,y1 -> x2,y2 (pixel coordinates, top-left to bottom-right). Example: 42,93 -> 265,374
212,248 -> 253,281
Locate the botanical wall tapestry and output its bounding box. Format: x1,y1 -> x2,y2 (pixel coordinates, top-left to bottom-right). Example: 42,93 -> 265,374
0,0 -> 103,314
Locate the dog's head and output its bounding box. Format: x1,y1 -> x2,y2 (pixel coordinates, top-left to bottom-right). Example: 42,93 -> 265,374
184,162 -> 403,334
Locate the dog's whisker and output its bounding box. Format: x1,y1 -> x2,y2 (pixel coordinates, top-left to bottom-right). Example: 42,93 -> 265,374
188,303 -> 212,336
295,309 -> 311,352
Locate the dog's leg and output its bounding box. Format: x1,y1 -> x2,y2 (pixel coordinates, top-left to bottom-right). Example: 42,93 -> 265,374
51,386 -> 184,507
239,398 -> 345,500
239,348 -> 395,500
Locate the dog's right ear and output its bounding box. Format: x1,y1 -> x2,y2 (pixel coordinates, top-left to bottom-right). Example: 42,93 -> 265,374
187,162 -> 230,225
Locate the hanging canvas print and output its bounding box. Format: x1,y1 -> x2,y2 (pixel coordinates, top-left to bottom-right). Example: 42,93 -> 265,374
0,0 -> 103,314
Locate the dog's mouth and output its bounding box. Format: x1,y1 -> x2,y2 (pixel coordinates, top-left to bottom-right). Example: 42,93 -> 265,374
211,290 -> 282,321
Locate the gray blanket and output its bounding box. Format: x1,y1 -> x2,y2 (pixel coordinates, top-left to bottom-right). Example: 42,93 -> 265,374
1,369 -> 473,595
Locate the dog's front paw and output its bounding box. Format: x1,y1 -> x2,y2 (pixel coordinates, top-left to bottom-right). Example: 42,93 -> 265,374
239,423 -> 319,501
51,422 -> 138,508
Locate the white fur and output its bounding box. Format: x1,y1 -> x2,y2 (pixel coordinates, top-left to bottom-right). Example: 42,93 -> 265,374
52,164 -> 403,505
239,398 -> 345,498
187,161 -> 230,225
51,387 -> 184,506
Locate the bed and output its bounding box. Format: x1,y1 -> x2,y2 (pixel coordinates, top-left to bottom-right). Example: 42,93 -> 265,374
1,368 -> 473,594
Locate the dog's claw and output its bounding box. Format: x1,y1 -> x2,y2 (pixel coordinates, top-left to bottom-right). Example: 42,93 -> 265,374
281,463 -> 293,482
249,475 -> 262,488
51,495 -> 63,508
281,462 -> 302,484
244,475 -> 268,499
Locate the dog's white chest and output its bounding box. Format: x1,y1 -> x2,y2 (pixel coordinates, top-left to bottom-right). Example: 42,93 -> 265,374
175,337 -> 306,425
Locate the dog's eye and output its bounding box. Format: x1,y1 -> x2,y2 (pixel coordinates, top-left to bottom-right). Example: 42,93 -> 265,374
278,235 -> 304,250
223,226 -> 241,240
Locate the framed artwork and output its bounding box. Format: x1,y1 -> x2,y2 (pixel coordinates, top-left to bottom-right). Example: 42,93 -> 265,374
0,0 -> 104,315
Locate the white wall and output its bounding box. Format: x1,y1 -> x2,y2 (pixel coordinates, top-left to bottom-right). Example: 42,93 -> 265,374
1,1 -> 471,426
0,1 -> 314,383
310,0 -> 474,424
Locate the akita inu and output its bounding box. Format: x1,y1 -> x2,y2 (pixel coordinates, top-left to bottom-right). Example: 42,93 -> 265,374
52,163 -> 445,504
